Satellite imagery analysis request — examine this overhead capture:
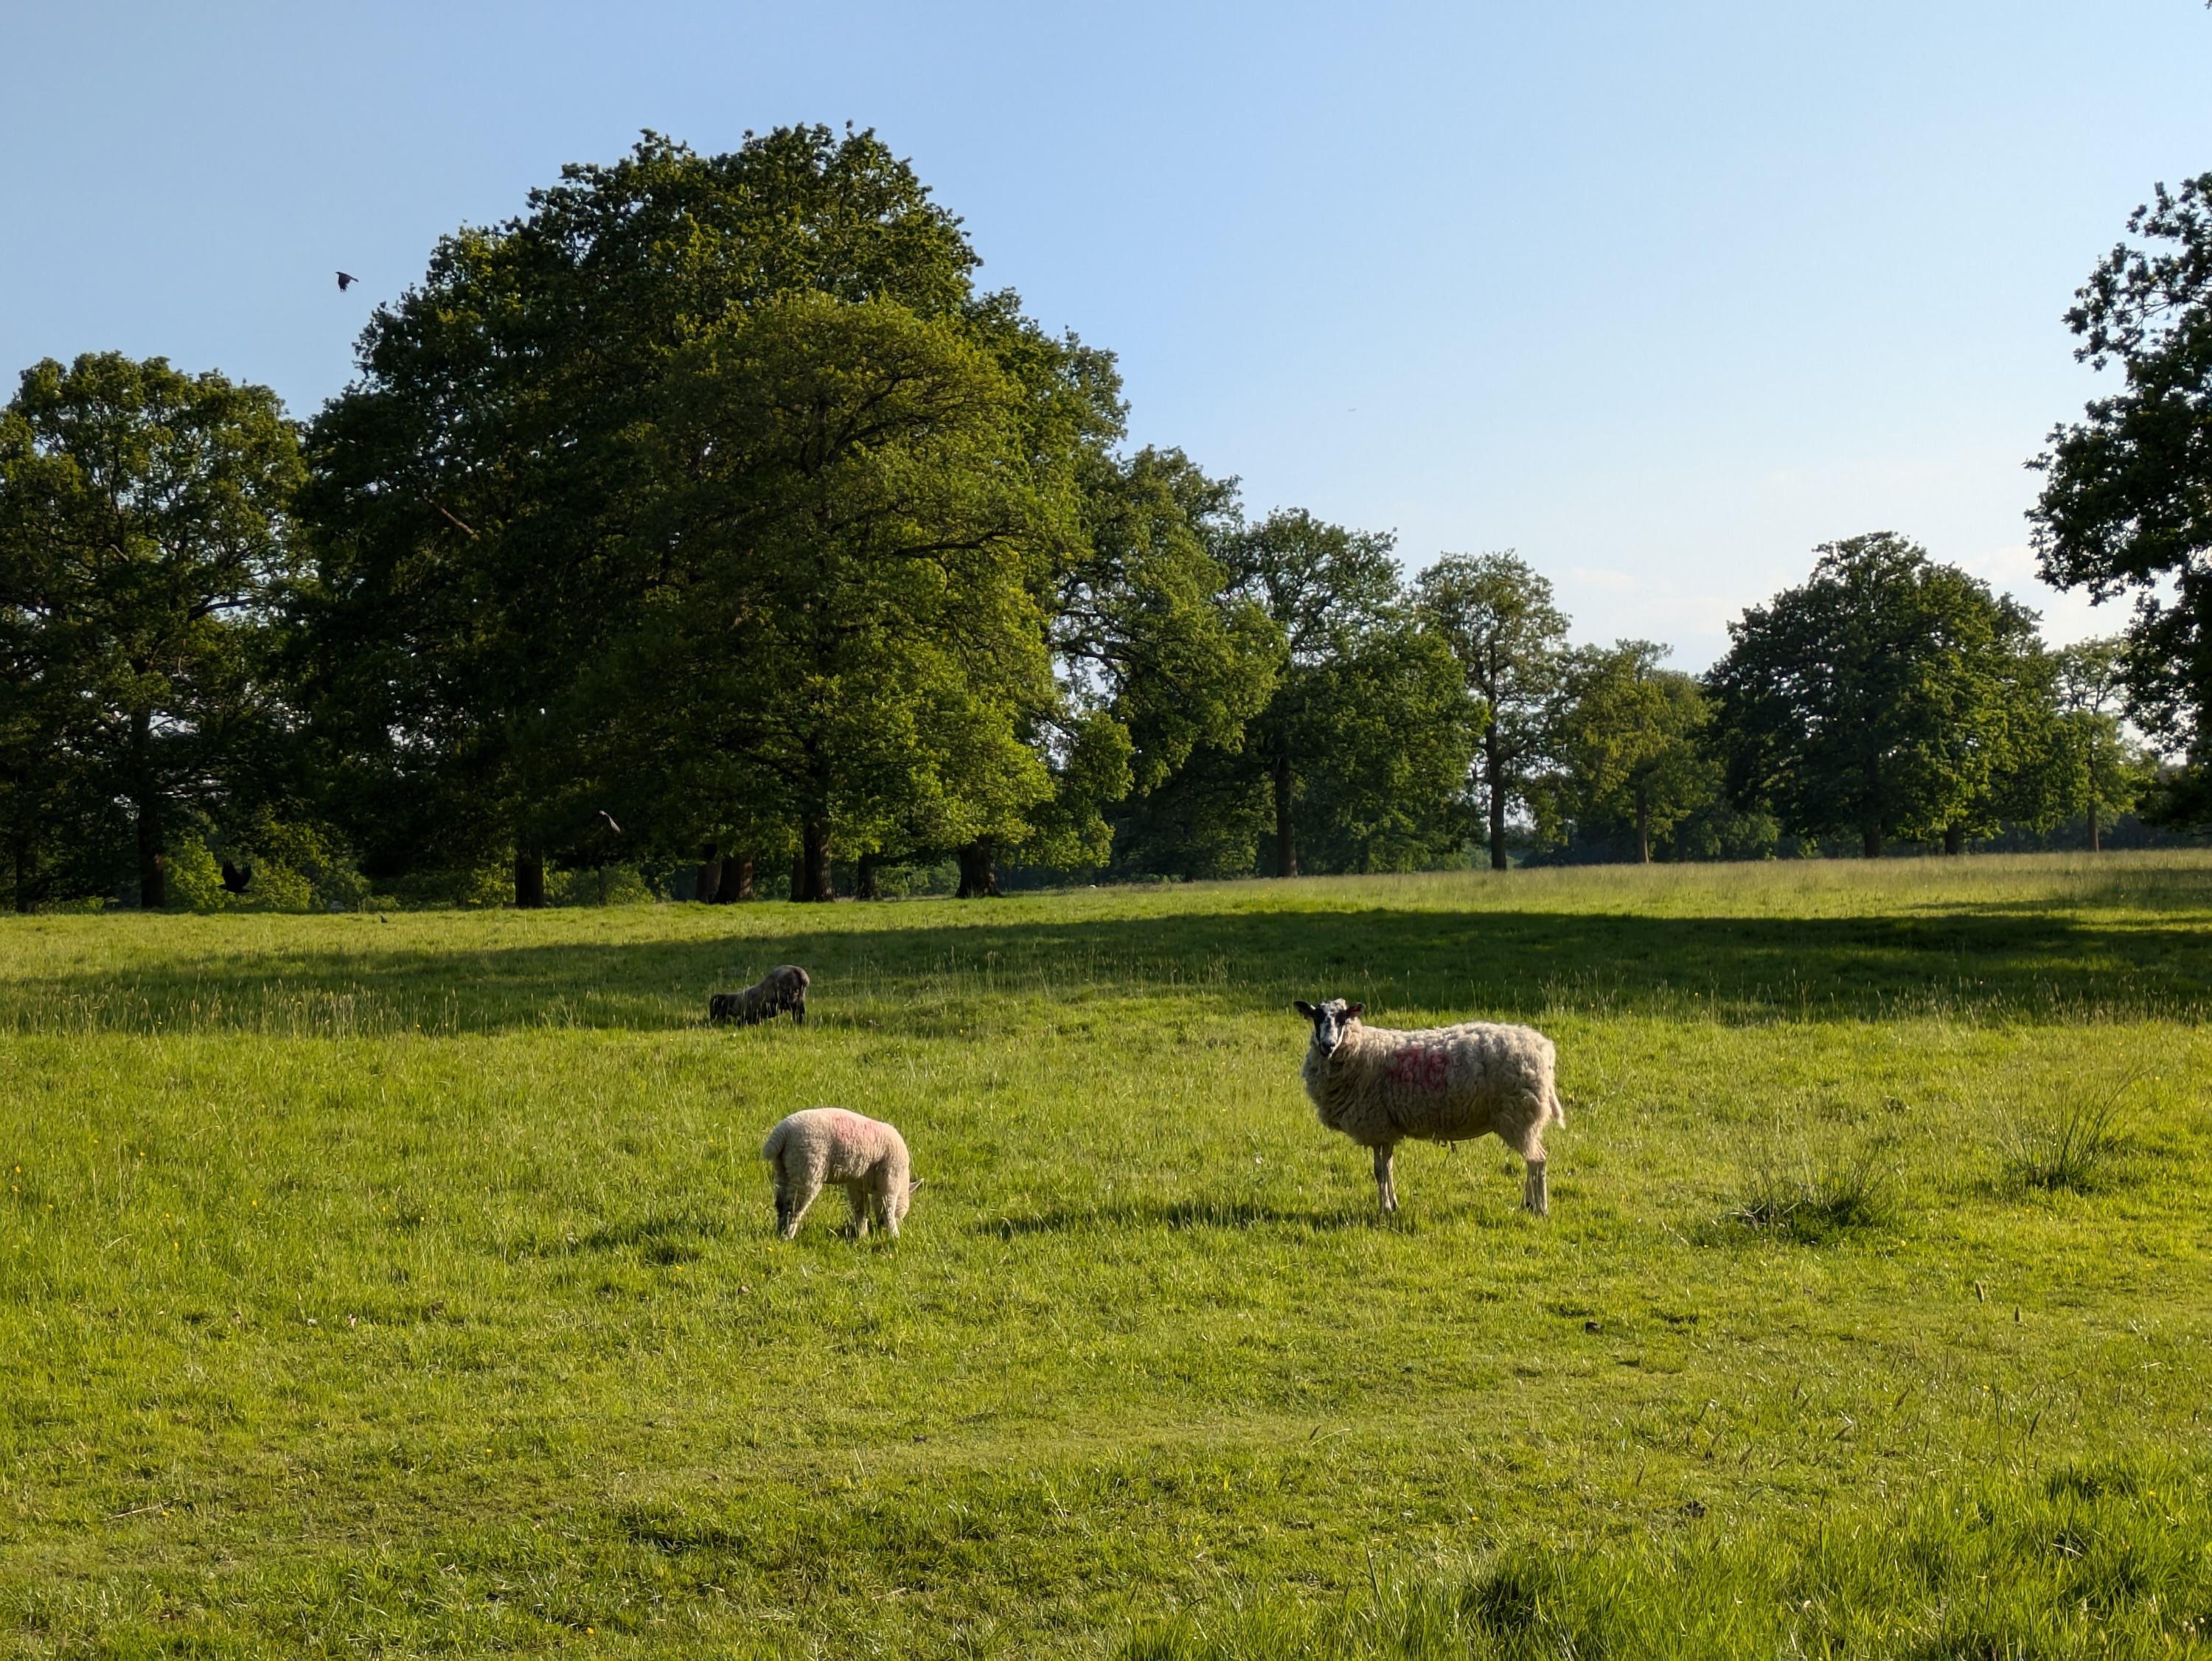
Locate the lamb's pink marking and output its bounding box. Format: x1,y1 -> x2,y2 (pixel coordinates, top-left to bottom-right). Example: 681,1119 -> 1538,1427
1385,1045 -> 1450,1093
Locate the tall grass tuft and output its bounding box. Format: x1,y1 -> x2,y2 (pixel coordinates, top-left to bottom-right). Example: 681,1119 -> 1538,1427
1724,1139 -> 1895,1244
2001,1074 -> 2135,1194
1117,1455 -> 2212,1660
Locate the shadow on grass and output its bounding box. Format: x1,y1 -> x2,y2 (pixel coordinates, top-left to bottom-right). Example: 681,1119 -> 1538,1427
983,1197 -> 1377,1238
4,899 -> 2208,1035
502,1211 -> 726,1261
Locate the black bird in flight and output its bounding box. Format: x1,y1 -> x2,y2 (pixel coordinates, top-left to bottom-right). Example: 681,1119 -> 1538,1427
336,271 -> 358,291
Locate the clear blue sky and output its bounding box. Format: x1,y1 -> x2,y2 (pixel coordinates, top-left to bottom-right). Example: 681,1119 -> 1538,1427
5,1 -> 2208,668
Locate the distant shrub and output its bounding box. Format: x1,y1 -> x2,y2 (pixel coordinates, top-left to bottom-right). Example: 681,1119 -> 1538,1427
547,863 -> 654,906
872,858 -> 961,898
246,861 -> 315,913
165,838 -> 229,912
164,824 -> 371,914
461,862 -> 512,909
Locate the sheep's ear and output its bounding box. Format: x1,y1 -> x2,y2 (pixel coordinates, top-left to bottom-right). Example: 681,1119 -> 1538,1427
1346,1003 -> 1364,1018
1294,1000 -> 1318,1020
908,1176 -> 925,1194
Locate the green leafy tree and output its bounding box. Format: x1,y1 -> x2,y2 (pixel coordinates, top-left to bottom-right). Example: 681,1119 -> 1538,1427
1225,509 -> 1402,877
295,128 -> 992,902
1062,451 -> 1279,883
1413,551 -> 1569,869
1059,450 -> 1275,789
0,577 -> 96,908
2031,174 -> 2212,822
1544,641 -> 1711,863
0,353 -> 302,907
1292,619 -> 1480,873
607,292 -> 1071,902
1110,508 -> 1477,878
1709,534 -> 2045,857
2051,637 -> 2156,849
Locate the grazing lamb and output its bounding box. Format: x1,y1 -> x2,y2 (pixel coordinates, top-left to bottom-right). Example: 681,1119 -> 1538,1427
761,1107 -> 922,1240
710,964 -> 810,1026
1294,998 -> 1565,1216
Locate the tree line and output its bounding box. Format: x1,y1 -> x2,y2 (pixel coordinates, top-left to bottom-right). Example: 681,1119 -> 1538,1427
2,132 -> 2207,910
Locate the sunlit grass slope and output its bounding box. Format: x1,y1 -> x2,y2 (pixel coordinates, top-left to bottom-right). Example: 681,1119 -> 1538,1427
3,852 -> 2211,1657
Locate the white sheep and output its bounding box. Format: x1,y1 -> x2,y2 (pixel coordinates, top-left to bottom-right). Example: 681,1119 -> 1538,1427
1295,998 -> 1565,1216
760,1107 -> 922,1240
711,964 -> 810,1026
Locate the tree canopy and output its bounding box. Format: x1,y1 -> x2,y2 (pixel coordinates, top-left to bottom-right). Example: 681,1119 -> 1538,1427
293,128 -> 1093,899
1709,534 -> 2047,857
1541,641 -> 1710,864
1413,552 -> 1567,870
2032,173 -> 2212,823
4,131 -> 2189,912
0,352 -> 301,908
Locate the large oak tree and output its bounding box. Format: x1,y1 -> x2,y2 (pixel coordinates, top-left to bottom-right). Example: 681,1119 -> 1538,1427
2031,173 -> 2212,823
0,354 -> 300,908
1709,534 -> 2045,857
295,128 -> 999,901
1413,551 -> 1568,869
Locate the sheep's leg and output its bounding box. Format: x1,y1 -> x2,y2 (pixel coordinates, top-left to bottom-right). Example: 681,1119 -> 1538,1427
1522,1159 -> 1549,1218
1372,1145 -> 1398,1214
881,1185 -> 902,1241
790,995 -> 806,1025
846,1182 -> 870,1239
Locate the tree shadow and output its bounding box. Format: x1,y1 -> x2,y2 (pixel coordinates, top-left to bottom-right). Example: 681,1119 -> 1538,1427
3,893 -> 2205,1034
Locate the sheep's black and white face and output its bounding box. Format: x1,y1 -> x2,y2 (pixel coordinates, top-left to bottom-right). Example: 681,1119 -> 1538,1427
1295,998 -> 1363,1057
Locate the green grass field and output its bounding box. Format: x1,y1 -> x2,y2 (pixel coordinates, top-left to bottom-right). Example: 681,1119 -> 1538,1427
5,854 -> 2212,1657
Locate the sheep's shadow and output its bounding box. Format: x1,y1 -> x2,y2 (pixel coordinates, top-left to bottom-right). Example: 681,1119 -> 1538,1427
509,1211 -> 724,1262
981,1197 -> 1376,1238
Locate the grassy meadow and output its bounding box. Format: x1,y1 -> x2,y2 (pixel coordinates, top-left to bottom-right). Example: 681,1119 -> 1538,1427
4,853 -> 2212,1657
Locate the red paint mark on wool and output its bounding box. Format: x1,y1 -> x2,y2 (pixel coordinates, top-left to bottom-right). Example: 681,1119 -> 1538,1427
1385,1046 -> 1450,1093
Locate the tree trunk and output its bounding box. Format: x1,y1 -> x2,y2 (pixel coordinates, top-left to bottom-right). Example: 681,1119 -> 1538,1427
131,708 -> 164,908
799,821 -> 833,902
956,839 -> 1001,899
136,808 -> 165,908
1943,823 -> 1964,857
857,852 -> 882,900
695,843 -> 721,903
13,836 -> 35,914
716,854 -> 755,901
514,852 -> 546,909
2088,801 -> 2100,853
1635,783 -> 1652,865
1486,731 -> 1509,871
1273,753 -> 1297,878
1860,755 -> 1882,862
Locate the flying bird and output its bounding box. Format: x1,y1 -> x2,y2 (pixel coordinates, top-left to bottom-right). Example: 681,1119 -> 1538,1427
599,810 -> 622,835
336,271 -> 358,291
